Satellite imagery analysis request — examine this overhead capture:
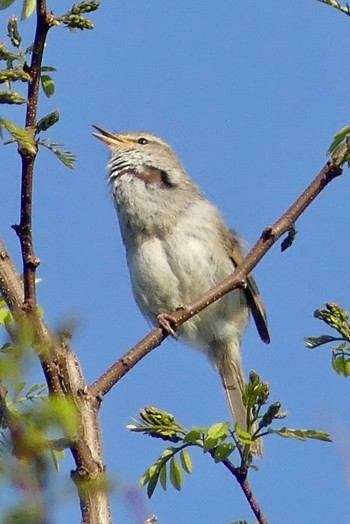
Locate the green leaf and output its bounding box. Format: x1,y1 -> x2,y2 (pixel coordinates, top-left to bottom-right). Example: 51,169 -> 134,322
0,307 -> 11,325
305,335 -> 339,348
140,464 -> 156,488
203,436 -> 220,451
207,422 -> 230,440
25,382 -> 47,397
180,448 -> 193,474
59,14 -> 94,31
159,462 -> 167,490
50,147 -> 76,169
161,447 -> 175,459
71,1 -> 100,15
235,424 -> 253,445
169,456 -> 182,491
202,423 -> 230,451
21,0 -> 36,20
332,353 -> 350,377
0,0 -> 16,9
0,90 -> 27,104
35,111 -> 59,134
183,429 -> 202,443
38,139 -> 76,169
0,43 -> 19,62
146,467 -> 160,499
271,427 -> 332,442
31,396 -> 78,438
7,15 -> 21,47
327,125 -> 350,155
213,442 -> 235,462
50,448 -> 64,472
14,381 -> 26,397
41,66 -> 57,72
41,74 -> 55,98
0,67 -> 31,83
0,118 -> 36,154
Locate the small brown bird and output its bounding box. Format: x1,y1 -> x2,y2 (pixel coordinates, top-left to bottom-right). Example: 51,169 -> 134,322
94,127 -> 270,454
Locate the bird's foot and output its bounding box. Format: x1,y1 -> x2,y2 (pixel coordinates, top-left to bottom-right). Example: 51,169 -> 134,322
157,313 -> 178,338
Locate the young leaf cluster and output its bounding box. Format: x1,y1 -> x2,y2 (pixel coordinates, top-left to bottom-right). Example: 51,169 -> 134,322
306,302 -> 350,377
56,1 -> 100,31
0,18 -> 28,105
327,125 -> 350,167
128,373 -> 331,498
0,2 -> 100,168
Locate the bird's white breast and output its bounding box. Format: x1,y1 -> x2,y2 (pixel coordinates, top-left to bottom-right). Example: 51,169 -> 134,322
126,199 -> 248,352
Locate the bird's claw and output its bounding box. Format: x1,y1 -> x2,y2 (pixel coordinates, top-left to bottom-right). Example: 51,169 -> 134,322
157,313 -> 178,338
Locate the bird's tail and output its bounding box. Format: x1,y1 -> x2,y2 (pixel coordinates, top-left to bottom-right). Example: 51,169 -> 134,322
215,344 -> 263,457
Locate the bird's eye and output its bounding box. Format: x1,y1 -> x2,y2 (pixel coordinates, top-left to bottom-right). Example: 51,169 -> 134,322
137,137 -> 148,145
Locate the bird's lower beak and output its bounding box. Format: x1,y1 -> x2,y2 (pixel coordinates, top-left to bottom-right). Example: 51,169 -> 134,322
92,125 -> 133,147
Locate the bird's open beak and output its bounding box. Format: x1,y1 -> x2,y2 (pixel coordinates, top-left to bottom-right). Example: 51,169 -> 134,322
92,125 -> 133,147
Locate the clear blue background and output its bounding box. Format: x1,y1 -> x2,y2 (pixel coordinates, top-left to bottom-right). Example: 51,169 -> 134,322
1,1 -> 350,523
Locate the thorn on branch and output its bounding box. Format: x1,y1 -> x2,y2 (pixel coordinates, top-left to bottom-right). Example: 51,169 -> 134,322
11,223 -> 21,235
261,226 -> 274,240
27,256 -> 40,269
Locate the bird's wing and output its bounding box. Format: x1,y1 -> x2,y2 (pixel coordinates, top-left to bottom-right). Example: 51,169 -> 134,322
219,223 -> 270,344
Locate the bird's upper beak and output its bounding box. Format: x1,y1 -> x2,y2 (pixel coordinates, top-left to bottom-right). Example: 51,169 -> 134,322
92,125 -> 133,147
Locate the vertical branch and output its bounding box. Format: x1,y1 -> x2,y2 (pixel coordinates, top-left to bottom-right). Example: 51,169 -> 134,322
1,3 -> 112,523
15,0 -> 52,310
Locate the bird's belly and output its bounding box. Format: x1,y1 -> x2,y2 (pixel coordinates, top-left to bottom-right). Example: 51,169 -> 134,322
128,237 -> 182,320
128,233 -> 247,351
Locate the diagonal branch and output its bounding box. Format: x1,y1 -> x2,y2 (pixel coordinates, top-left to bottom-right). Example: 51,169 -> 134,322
90,153 -> 346,399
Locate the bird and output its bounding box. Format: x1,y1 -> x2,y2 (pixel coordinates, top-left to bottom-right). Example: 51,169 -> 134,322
93,126 -> 270,455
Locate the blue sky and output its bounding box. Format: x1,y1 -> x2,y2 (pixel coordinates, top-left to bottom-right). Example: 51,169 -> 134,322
1,1 -> 350,523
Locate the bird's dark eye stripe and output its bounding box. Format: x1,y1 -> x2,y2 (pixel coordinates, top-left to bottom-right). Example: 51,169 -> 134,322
137,137 -> 148,145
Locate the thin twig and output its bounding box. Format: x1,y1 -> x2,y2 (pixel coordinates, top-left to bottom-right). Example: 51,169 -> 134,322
90,158 -> 345,399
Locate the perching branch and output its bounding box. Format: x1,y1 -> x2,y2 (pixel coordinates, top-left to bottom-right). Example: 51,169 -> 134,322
87,149 -> 347,524
90,147 -> 348,400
